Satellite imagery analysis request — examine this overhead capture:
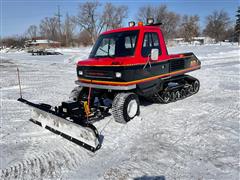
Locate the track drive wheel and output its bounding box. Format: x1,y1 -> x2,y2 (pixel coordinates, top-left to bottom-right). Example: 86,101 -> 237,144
112,93 -> 140,124
192,80 -> 200,94
161,91 -> 171,103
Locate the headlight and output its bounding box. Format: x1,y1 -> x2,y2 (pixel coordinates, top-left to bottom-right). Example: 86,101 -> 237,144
190,60 -> 197,67
115,72 -> 122,78
78,70 -> 83,75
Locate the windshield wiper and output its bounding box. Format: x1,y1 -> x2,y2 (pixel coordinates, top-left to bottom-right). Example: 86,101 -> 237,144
94,55 -> 115,59
98,47 -> 114,58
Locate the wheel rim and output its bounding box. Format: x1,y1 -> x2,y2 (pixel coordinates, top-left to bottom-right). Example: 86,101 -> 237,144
188,85 -> 193,95
180,89 -> 185,98
162,92 -> 171,103
193,81 -> 200,93
171,91 -> 176,101
127,99 -> 138,118
176,91 -> 181,99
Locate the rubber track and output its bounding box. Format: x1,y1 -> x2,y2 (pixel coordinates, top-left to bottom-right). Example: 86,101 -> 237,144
146,77 -> 199,104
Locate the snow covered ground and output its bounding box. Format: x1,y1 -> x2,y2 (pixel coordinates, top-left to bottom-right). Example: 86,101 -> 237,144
0,44 -> 239,180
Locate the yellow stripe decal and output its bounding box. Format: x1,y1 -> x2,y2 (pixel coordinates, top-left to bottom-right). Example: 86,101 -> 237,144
78,65 -> 200,86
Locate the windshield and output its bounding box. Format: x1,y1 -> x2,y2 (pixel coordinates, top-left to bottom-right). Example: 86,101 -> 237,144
89,30 -> 139,58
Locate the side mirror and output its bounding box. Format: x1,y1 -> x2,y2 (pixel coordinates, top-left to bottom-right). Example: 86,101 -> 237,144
150,49 -> 159,61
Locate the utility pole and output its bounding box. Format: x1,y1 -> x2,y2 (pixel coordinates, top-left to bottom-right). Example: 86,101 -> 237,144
65,13 -> 69,47
55,5 -> 62,41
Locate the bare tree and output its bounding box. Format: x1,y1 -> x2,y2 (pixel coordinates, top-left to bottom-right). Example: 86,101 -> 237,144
136,5 -> 155,22
74,1 -> 103,44
63,13 -> 76,46
224,26 -> 235,42
27,25 -> 38,38
179,15 -> 200,42
74,1 -> 128,44
1,36 -> 27,48
203,10 -> 230,42
39,17 -> 59,41
156,5 -> 180,40
102,3 -> 128,30
136,5 -> 180,41
78,30 -> 92,46
235,6 -> 240,45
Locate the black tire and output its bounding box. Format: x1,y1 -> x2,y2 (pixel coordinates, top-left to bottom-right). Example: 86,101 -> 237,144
69,86 -> 88,101
112,93 -> 140,124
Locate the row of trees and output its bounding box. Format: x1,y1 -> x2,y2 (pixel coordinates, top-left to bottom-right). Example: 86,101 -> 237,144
25,2 -> 127,46
138,5 -> 236,42
1,2 -> 239,47
235,7 -> 240,44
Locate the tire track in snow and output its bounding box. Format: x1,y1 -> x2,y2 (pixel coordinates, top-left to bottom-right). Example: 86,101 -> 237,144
200,102 -> 239,121
0,144 -> 92,180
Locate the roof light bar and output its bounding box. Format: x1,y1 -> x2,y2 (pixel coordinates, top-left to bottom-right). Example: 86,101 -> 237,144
138,21 -> 143,26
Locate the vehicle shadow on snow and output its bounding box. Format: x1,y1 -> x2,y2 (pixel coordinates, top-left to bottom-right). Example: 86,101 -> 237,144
139,96 -> 155,106
134,175 -> 166,180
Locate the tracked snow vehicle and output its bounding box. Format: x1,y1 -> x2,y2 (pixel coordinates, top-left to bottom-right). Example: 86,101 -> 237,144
18,19 -> 201,152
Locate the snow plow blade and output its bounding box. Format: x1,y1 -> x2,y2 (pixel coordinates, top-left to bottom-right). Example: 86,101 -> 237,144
18,98 -> 101,152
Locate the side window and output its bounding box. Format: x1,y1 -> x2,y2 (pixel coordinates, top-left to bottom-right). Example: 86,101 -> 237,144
143,33 -> 151,47
141,32 -> 161,57
125,35 -> 137,49
152,33 -> 159,47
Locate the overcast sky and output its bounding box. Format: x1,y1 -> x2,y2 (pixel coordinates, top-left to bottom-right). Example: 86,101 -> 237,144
1,0 -> 238,37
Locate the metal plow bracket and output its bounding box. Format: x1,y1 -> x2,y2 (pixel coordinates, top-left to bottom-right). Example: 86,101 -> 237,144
31,108 -> 100,152
18,98 -> 100,152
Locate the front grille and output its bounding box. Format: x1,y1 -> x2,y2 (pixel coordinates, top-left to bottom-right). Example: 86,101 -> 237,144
170,59 -> 185,72
84,70 -> 114,79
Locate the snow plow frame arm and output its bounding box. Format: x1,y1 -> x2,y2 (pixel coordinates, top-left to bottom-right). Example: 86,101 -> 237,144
17,98 -> 101,152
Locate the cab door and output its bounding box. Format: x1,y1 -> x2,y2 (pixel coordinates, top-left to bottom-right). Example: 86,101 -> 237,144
141,32 -> 162,75
141,32 -> 161,59
140,31 -> 169,77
